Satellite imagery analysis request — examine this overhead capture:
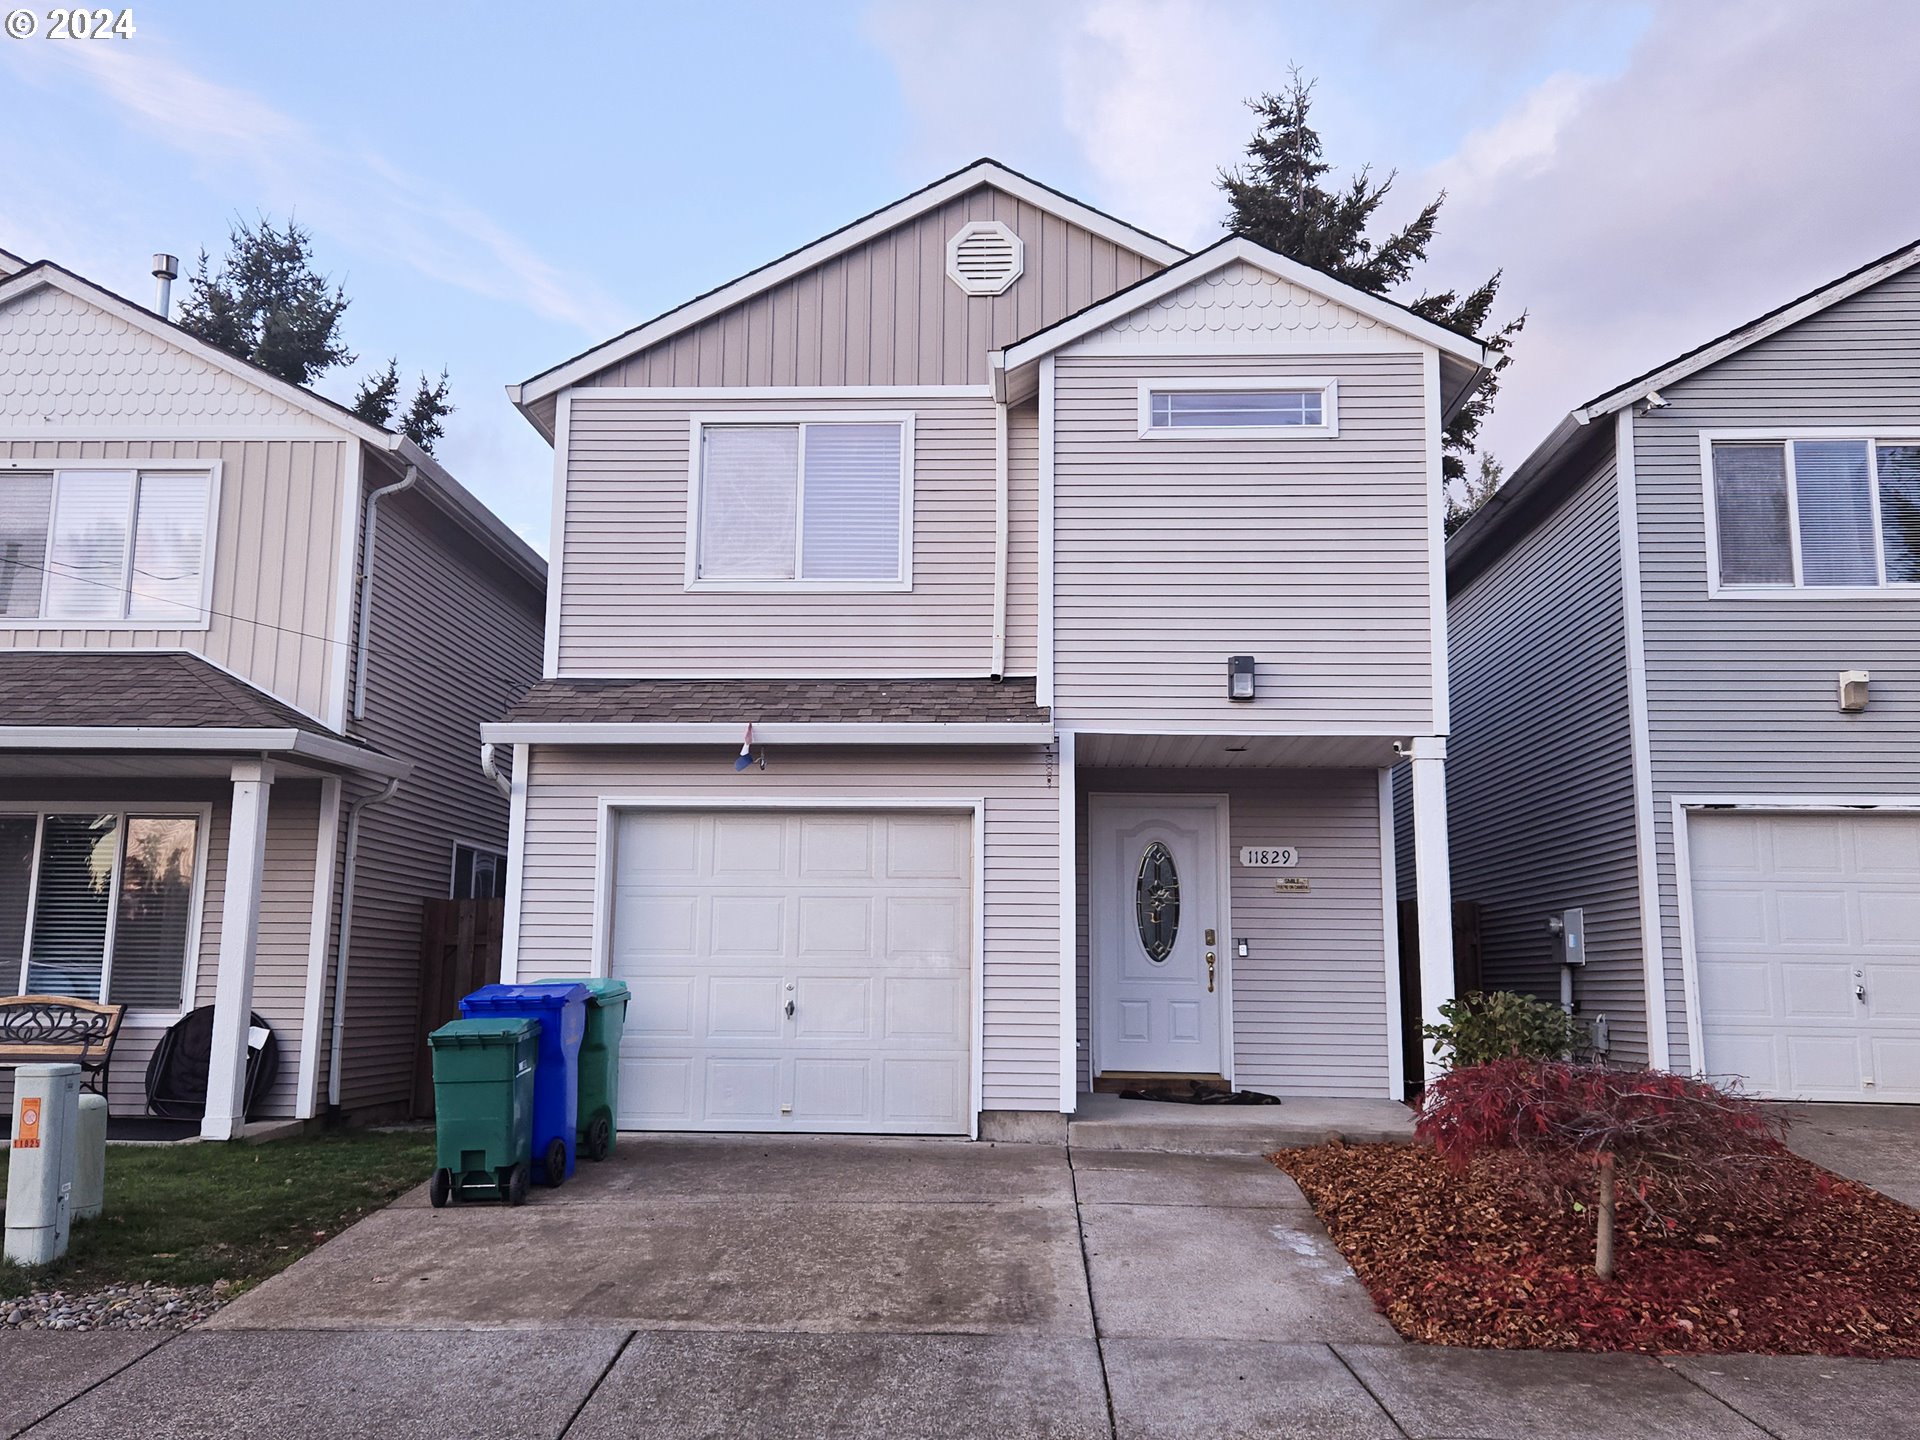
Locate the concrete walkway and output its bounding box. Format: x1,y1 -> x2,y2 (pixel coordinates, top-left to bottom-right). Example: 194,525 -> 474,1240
6,1133 -> 1919,1438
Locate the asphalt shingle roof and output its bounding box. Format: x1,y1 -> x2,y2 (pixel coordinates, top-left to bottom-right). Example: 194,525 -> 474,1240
502,676 -> 1049,726
0,651 -> 358,740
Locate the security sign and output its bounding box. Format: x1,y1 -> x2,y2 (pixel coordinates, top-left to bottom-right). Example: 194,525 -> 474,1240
15,1095 -> 41,1149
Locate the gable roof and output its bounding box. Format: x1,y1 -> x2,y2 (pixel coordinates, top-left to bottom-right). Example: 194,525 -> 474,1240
995,234 -> 1490,413
0,246 -> 25,278
1447,235 -> 1920,584
0,259 -> 545,587
505,158 -> 1189,423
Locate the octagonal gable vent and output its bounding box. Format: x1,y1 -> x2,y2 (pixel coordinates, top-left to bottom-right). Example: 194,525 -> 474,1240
946,221 -> 1024,296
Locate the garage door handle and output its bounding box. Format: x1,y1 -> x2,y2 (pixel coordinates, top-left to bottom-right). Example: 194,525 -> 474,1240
1856,983 -> 1866,1003
785,999 -> 796,1018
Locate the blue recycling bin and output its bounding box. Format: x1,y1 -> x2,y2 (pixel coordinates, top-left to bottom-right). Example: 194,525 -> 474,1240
458,982 -> 589,1186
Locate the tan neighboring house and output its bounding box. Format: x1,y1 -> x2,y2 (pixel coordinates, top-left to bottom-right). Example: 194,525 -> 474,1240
0,247 -> 545,1138
487,160 -> 1487,1139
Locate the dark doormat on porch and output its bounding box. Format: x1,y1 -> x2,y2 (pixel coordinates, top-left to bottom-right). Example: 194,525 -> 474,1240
105,1117 -> 200,1143
1117,1079 -> 1281,1106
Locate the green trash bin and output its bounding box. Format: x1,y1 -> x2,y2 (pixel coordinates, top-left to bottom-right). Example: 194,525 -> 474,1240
426,1017 -> 539,1207
575,979 -> 629,1161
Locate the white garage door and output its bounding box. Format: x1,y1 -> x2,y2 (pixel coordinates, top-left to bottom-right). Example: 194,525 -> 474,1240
608,808 -> 973,1134
1689,810 -> 1920,1101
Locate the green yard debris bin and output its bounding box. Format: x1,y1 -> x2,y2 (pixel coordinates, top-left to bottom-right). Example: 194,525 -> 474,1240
530,978 -> 629,1161
426,1017 -> 539,1207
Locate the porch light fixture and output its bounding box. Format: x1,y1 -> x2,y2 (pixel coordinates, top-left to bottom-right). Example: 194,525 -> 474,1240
1227,655 -> 1256,701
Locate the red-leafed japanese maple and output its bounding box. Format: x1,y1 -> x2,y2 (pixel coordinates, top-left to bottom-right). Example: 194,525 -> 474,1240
1415,1059 -> 1790,1279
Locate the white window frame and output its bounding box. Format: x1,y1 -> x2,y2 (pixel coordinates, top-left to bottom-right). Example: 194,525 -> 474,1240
0,799 -> 214,1022
0,459 -> 221,630
448,838 -> 508,900
1136,376 -> 1340,439
683,412 -> 914,593
1699,429 -> 1920,599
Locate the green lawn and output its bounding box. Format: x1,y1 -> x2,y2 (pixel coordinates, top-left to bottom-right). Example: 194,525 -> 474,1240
0,1129 -> 432,1300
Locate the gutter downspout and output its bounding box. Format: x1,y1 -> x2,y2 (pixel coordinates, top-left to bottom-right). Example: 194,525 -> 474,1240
990,399 -> 1009,681
351,463 -> 419,721
479,742 -> 511,800
325,775 -> 402,1112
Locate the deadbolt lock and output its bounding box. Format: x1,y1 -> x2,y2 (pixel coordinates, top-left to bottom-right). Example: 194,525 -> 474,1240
1205,929 -> 1216,946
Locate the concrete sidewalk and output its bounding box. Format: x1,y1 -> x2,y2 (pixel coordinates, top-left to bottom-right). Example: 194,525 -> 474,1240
6,1134 -> 1919,1438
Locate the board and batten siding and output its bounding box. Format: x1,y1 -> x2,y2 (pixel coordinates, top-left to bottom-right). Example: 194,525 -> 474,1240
0,435 -> 350,720
1444,445 -> 1650,1059
1074,768 -> 1390,1098
580,186 -> 1162,391
1632,262 -> 1920,1069
557,394 -> 1005,676
1050,352 -> 1435,728
337,486 -> 544,1114
512,744 -> 1063,1112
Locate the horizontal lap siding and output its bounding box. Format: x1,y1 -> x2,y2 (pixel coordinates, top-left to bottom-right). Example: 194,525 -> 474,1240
558,395 -> 997,676
514,744 -> 1063,1111
589,187 -> 1161,390
0,436 -> 348,719
1635,264 -> 1920,1068
1075,769 -> 1389,1098
340,489 -> 544,1114
1051,354 -> 1434,727
1445,449 -> 1648,1057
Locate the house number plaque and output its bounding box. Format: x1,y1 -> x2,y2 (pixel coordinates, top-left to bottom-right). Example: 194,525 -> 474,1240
1238,845 -> 1299,868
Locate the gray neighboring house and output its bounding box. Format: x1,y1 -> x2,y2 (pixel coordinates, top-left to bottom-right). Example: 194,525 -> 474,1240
488,160 -> 1489,1140
1446,238 -> 1920,1103
0,250 -> 546,1137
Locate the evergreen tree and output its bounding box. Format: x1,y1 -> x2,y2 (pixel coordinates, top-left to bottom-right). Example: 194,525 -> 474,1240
403,368 -> 454,454
1446,451 -> 1504,536
1220,72 -> 1525,484
351,357 -> 401,428
175,217 -> 353,387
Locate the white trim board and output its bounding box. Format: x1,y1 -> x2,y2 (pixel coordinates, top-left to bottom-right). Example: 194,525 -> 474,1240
480,721 -> 1053,747
509,160 -> 1187,410
1037,355 -> 1057,710
1056,728 -> 1077,1112
574,385 -> 991,400
1424,351 -> 1449,736
0,726 -> 411,778
296,777 -> 342,1120
499,742 -> 530,985
1377,766 -> 1404,1099
588,794 -> 989,1138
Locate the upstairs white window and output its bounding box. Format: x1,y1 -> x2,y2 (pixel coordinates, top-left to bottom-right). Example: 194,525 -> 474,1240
0,468 -> 214,624
1139,378 -> 1338,438
691,418 -> 909,587
1709,438 -> 1920,592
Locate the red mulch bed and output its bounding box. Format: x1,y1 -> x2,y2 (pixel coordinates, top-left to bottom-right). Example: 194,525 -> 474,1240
1272,1141 -> 1920,1356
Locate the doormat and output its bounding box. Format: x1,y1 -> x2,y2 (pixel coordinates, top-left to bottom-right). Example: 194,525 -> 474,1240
1117,1080 -> 1281,1106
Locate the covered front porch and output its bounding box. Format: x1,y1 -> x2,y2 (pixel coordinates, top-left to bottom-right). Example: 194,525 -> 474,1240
1061,728 -> 1454,1108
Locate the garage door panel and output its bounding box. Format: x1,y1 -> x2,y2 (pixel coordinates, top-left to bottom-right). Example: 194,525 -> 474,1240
611,809 -> 971,1135
1691,811 -> 1920,1102
622,812 -> 702,876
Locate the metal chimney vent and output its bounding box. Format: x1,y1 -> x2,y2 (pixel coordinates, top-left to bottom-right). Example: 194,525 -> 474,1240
946,221 -> 1023,296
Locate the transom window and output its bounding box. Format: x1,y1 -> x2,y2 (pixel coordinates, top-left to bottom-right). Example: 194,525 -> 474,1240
0,467 -> 214,624
0,809 -> 204,1011
1139,379 -> 1338,438
691,418 -> 910,587
1709,438 -> 1920,591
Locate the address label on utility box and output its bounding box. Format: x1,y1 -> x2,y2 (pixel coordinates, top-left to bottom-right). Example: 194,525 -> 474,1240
1238,845 -> 1298,868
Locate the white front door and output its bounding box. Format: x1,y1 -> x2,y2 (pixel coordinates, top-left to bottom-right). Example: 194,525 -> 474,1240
1089,795 -> 1227,1077
608,808 -> 973,1134
1689,809 -> 1920,1102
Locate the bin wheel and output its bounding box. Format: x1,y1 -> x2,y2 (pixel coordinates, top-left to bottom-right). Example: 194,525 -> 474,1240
506,1163 -> 529,1207
428,1169 -> 453,1209
586,1114 -> 613,1162
542,1137 -> 568,1188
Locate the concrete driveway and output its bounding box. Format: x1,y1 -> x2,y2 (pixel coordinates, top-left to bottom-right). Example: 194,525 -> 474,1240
9,1133 -> 1920,1438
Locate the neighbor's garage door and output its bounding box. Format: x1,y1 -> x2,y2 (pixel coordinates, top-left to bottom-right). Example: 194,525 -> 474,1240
1689,810 -> 1920,1101
609,809 -> 972,1134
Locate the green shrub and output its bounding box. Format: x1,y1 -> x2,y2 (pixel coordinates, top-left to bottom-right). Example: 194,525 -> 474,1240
1423,990 -> 1583,1069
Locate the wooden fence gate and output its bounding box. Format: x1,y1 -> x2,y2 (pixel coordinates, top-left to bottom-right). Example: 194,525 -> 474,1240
411,897 -> 505,1118
1396,899 -> 1484,1099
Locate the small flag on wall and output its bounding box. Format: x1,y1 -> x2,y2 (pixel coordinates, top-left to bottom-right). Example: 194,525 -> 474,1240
734,723 -> 754,772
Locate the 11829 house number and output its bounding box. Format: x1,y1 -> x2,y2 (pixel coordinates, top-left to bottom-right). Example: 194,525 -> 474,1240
1238,845 -> 1299,868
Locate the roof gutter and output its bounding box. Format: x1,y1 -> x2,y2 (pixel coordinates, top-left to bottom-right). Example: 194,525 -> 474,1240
0,725 -> 409,778
1443,410 -> 1597,582
480,720 -> 1057,746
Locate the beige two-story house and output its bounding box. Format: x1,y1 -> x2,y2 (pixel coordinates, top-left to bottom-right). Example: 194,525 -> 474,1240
0,249 -> 546,1138
487,162 -> 1487,1138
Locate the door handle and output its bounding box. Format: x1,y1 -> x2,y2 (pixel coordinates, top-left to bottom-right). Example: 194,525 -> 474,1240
1855,983 -> 1866,1004
785,999 -> 796,1018
1206,951 -> 1216,993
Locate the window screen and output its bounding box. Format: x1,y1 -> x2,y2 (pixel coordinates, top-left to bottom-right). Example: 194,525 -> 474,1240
696,422 -> 904,583
1711,443 -> 1792,585
1878,444 -> 1920,583
698,427 -> 799,580
1149,389 -> 1325,429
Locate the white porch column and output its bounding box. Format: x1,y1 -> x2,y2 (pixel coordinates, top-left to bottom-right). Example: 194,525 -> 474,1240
1408,736 -> 1454,1085
202,760 -> 275,1140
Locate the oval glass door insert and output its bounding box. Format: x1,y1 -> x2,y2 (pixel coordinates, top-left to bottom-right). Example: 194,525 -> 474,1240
1135,841 -> 1180,962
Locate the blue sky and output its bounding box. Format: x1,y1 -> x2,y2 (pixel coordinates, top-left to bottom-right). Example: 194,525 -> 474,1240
4,2 -> 1915,550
